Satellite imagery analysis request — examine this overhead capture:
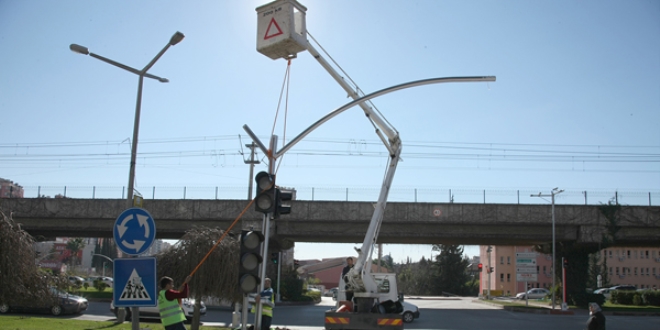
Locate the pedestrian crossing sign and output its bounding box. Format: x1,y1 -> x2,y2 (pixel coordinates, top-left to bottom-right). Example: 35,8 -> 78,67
113,257 -> 157,307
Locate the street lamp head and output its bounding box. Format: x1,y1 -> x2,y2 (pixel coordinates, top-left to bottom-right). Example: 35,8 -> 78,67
158,77 -> 169,83
169,31 -> 185,46
69,44 -> 89,55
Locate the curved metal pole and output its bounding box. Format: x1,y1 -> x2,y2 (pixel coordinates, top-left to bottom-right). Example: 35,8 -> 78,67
92,253 -> 114,263
273,76 -> 495,158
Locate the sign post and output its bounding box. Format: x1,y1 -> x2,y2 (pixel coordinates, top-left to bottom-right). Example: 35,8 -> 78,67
112,207 -> 158,326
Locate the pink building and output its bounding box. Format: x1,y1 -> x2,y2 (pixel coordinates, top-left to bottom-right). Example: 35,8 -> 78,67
0,178 -> 24,198
480,245 -> 660,296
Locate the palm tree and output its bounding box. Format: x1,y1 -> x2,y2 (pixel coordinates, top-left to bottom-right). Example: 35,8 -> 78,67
66,238 -> 86,269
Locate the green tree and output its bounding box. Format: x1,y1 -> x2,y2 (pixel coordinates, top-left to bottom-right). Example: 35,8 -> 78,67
431,244 -> 470,296
156,227 -> 241,330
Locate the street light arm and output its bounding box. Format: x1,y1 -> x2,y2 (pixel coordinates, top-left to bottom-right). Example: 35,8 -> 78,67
142,43 -> 172,73
92,253 -> 113,263
87,52 -> 142,76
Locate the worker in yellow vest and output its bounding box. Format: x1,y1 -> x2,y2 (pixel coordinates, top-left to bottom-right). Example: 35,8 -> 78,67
251,278 -> 275,330
158,275 -> 192,330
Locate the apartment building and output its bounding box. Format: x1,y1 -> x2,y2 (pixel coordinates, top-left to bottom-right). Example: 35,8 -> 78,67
480,246 -> 660,296
600,247 -> 660,289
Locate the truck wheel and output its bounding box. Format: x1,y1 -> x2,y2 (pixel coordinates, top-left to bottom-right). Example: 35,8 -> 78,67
402,311 -> 414,323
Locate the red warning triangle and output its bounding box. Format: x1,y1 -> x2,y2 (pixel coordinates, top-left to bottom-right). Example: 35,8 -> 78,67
264,17 -> 283,40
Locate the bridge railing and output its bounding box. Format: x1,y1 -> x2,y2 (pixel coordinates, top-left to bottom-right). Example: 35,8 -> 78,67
15,185 -> 659,206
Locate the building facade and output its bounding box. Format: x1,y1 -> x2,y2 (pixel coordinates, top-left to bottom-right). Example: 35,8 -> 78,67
0,178 -> 24,198
600,247 -> 660,289
480,245 -> 660,296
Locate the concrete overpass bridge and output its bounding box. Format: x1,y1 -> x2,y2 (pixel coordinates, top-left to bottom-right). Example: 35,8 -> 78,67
1,198 -> 659,249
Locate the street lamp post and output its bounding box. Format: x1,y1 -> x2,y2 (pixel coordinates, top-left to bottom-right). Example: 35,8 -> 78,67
70,31 -> 184,207
71,33 -> 184,330
532,187 -> 564,310
92,254 -> 113,276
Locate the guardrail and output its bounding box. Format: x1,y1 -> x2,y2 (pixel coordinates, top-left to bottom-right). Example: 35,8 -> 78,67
6,185 -> 659,206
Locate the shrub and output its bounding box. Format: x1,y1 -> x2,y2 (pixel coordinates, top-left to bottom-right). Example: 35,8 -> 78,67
305,290 -> 322,303
641,291 -> 660,306
94,280 -> 108,292
633,294 -> 643,306
571,292 -> 605,307
611,291 -> 635,305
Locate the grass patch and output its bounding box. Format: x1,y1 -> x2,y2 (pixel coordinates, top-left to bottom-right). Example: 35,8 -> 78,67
0,316 -> 227,329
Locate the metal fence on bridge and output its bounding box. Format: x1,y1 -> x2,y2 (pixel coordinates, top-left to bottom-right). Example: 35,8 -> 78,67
15,185 -> 659,206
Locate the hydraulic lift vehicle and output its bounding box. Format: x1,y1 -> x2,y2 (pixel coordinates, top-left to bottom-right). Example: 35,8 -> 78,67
252,1 -> 495,329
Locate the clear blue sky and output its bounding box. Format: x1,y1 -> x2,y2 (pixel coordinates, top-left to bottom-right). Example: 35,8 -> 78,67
1,0 -> 658,262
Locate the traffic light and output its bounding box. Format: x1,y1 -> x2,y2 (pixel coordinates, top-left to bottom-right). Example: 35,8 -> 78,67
254,171 -> 276,213
239,230 -> 264,293
478,263 -> 483,272
271,252 -> 279,264
563,259 -> 568,269
274,188 -> 293,219
487,267 -> 494,273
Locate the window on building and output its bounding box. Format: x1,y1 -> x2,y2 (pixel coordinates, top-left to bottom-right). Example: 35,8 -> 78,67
627,250 -> 631,258
634,267 -> 638,275
646,250 -> 650,259
507,256 -> 510,264
609,250 -> 612,258
653,268 -> 656,275
500,257 -> 504,264
647,268 -> 650,276
543,265 -> 547,273
500,273 -> 504,282
616,267 -> 619,275
507,274 -> 511,282
609,267 -> 612,275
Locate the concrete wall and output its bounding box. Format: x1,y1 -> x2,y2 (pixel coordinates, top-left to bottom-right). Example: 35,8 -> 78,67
1,198 -> 659,247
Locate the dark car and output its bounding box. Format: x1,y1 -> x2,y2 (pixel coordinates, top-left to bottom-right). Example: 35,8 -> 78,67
0,287 -> 88,316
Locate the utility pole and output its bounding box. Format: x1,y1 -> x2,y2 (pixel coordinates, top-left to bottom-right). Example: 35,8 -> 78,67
487,246 -> 492,299
245,142 -> 260,200
531,188 -> 563,310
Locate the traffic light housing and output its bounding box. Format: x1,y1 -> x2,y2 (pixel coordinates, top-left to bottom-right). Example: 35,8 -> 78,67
239,230 -> 264,293
487,267 -> 494,273
271,252 -> 279,264
563,259 -> 568,269
478,263 -> 483,272
274,188 -> 293,219
254,171 -> 276,213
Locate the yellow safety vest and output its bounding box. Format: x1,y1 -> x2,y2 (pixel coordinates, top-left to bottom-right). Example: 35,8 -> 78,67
251,288 -> 274,317
158,290 -> 187,326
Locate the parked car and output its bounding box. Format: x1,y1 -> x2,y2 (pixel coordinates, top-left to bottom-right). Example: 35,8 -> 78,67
609,285 -> 637,291
111,298 -> 206,322
401,301 -> 420,323
86,276 -> 114,287
68,276 -> 85,286
324,287 -> 338,297
593,288 -> 611,300
515,288 -> 550,300
0,287 -> 88,316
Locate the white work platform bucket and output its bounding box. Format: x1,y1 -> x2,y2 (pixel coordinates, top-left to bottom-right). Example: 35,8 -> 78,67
256,0 -> 308,60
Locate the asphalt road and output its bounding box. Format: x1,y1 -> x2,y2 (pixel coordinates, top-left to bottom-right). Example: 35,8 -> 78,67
5,297 -> 660,330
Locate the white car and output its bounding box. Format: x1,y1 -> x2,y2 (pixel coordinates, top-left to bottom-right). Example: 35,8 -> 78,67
594,288 -> 611,300
86,276 -> 113,287
110,298 -> 206,322
401,301 -> 420,323
515,288 -> 550,300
